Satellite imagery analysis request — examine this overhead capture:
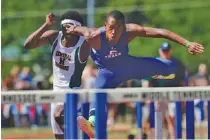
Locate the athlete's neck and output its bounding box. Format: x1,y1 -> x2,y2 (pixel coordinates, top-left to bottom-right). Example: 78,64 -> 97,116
105,31 -> 125,46
61,35 -> 79,48
105,35 -> 119,46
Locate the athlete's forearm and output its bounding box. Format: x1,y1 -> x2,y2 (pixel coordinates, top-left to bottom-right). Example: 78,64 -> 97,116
128,24 -> 190,47
24,22 -> 51,49
68,26 -> 100,48
70,26 -> 92,40
162,29 -> 189,47
142,27 -> 189,47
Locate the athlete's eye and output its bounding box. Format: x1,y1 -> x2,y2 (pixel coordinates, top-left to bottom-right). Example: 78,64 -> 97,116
109,27 -> 114,30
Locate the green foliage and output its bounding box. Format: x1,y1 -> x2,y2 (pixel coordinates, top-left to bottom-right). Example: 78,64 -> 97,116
2,0 -> 210,78
104,0 -> 210,71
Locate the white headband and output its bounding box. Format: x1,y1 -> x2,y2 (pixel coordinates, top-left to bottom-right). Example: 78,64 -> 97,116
61,19 -> 81,26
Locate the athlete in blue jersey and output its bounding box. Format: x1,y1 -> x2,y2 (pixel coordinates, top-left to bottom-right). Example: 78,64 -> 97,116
66,10 -> 204,137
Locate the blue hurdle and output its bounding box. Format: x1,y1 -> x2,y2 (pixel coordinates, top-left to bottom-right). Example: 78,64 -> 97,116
63,90 -> 210,139
1,87 -> 210,139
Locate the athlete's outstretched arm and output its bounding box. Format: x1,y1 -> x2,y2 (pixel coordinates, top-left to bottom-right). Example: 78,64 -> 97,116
126,23 -> 204,54
24,13 -> 58,50
65,25 -> 101,49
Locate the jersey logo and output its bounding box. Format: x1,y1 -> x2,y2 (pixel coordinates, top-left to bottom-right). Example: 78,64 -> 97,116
55,51 -> 72,70
152,74 -> 175,80
105,50 -> 122,59
59,57 -> 66,65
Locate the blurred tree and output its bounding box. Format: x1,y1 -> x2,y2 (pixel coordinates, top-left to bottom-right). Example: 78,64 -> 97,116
131,0 -> 210,71
101,0 -> 210,71
1,0 -> 210,78
1,0 -> 86,78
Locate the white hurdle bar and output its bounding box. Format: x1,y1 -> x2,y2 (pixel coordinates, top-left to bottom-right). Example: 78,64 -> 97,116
1,86 -> 210,139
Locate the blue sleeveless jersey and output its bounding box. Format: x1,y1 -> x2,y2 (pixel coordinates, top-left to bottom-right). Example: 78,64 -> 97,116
90,26 -> 176,89
91,27 -> 129,71
89,27 -> 177,116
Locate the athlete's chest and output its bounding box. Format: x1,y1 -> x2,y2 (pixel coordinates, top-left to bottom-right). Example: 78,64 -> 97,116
102,44 -> 128,59
54,46 -> 76,62
103,46 -> 122,59
53,46 -> 77,71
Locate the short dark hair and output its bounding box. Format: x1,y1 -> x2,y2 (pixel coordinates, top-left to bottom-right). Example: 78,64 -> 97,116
60,10 -> 83,25
106,10 -> 125,24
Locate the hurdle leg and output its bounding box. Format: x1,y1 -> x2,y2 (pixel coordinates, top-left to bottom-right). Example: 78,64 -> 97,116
150,102 -> 155,139
64,93 -> 78,139
136,102 -> 143,138
186,101 -> 194,139
155,101 -> 164,139
155,112 -> 163,139
195,106 -> 204,139
175,101 -> 182,139
95,92 -> 107,139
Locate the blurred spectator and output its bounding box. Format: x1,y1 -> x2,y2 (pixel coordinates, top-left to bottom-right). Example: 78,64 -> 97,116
127,80 -> 149,139
1,65 -> 49,128
192,64 -> 209,110
151,42 -> 186,87
10,65 -> 21,78
1,58 -> 210,135
10,65 -> 22,90
193,64 -> 208,137
2,76 -> 14,90
2,67 -> 20,128
127,80 -> 142,124
188,77 -> 196,86
149,42 -> 186,139
107,81 -> 128,127
19,104 -> 30,127
82,63 -> 97,89
194,63 -> 209,86
36,81 -> 44,89
35,81 -> 49,127
2,104 -> 14,128
19,66 -> 33,89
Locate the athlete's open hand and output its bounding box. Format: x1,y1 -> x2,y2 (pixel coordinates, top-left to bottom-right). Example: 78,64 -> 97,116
188,42 -> 204,55
46,13 -> 56,27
